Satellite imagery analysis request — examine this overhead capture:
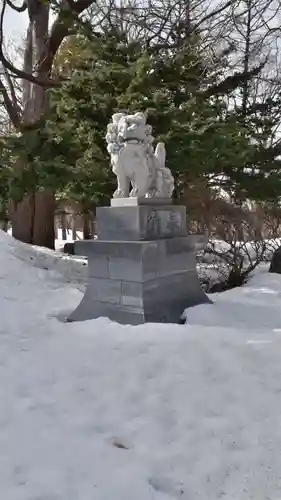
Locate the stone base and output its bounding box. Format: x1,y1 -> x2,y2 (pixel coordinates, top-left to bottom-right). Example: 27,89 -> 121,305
110,197 -> 172,207
68,291 -> 202,325
97,204 -> 187,241
67,237 -> 211,324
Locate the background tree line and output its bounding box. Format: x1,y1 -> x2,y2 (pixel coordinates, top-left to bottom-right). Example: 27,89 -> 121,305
0,0 -> 281,251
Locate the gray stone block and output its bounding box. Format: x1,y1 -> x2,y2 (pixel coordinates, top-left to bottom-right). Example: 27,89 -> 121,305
88,255 -> 109,278
109,256 -> 143,282
164,237 -> 193,254
67,271 -> 210,324
121,281 -> 143,308
143,270 -> 202,304
142,239 -> 195,278
110,196 -> 172,207
96,205 -> 187,241
68,300 -> 145,325
75,240 -> 143,259
84,278 -> 122,304
76,238 -> 196,281
68,236 -> 211,324
69,202 -> 210,325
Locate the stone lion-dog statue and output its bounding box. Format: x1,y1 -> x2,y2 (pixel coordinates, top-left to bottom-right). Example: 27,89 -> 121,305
106,112 -> 174,199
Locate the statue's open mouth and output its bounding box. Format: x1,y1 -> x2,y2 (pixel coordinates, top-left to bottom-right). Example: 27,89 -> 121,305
121,138 -> 144,144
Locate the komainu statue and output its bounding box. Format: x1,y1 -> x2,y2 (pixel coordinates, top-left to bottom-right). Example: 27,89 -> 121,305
105,112 -> 174,199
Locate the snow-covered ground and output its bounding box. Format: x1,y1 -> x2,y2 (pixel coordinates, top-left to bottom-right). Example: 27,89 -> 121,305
2,229 -> 281,499
7,227 -> 84,251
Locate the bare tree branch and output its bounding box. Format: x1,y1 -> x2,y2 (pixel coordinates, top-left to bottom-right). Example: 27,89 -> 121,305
192,0 -> 235,32
1,0 -> 96,87
0,0 -> 60,86
0,79 -> 21,128
39,0 -> 97,74
3,68 -> 21,114
203,60 -> 267,97
6,0 -> 27,13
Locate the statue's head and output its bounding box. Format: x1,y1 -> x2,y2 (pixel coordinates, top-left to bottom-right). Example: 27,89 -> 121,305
117,112 -> 147,142
112,113 -> 125,125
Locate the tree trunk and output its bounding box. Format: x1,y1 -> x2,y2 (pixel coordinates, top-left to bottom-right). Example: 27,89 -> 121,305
241,0 -> 252,118
11,195 -> 35,243
91,216 -> 96,237
12,192 -> 55,249
11,24 -> 34,244
60,211 -> 67,240
0,213 -> 9,232
72,216 -> 77,240
83,210 -> 92,240
32,191 -> 55,249
2,220 -> 9,232
12,4 -> 55,249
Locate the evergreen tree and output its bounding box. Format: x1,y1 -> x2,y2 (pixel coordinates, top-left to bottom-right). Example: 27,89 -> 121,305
3,24 -> 275,227
46,30 -> 259,201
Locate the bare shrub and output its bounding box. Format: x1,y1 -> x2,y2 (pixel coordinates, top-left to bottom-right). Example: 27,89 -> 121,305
183,184 -> 281,292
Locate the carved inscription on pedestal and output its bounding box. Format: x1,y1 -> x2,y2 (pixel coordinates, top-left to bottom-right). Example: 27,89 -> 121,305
146,210 -> 183,238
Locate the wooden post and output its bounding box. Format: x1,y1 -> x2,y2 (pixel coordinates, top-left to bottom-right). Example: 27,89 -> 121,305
60,211 -> 67,240
71,214 -> 77,240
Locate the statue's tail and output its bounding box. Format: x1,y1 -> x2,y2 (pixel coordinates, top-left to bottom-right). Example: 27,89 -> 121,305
154,142 -> 166,168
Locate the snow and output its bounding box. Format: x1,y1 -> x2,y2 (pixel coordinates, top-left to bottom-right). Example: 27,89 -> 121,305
2,230 -> 281,499
8,227 -> 84,251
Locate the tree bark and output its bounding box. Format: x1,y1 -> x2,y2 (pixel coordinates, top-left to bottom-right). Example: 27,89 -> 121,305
60,211 -> 67,240
71,215 -> 77,240
32,191 -> 56,249
0,203 -> 9,232
1,220 -> 9,232
6,0 -> 96,248
11,195 -> 35,243
241,0 -> 252,118
12,3 -> 55,248
82,210 -> 92,240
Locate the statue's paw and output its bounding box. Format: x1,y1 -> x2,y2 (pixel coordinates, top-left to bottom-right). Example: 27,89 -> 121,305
113,189 -> 125,198
130,188 -> 139,197
146,191 -> 155,198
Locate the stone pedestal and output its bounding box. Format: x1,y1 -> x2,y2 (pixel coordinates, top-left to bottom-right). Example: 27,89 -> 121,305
96,204 -> 187,240
68,203 -> 211,324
